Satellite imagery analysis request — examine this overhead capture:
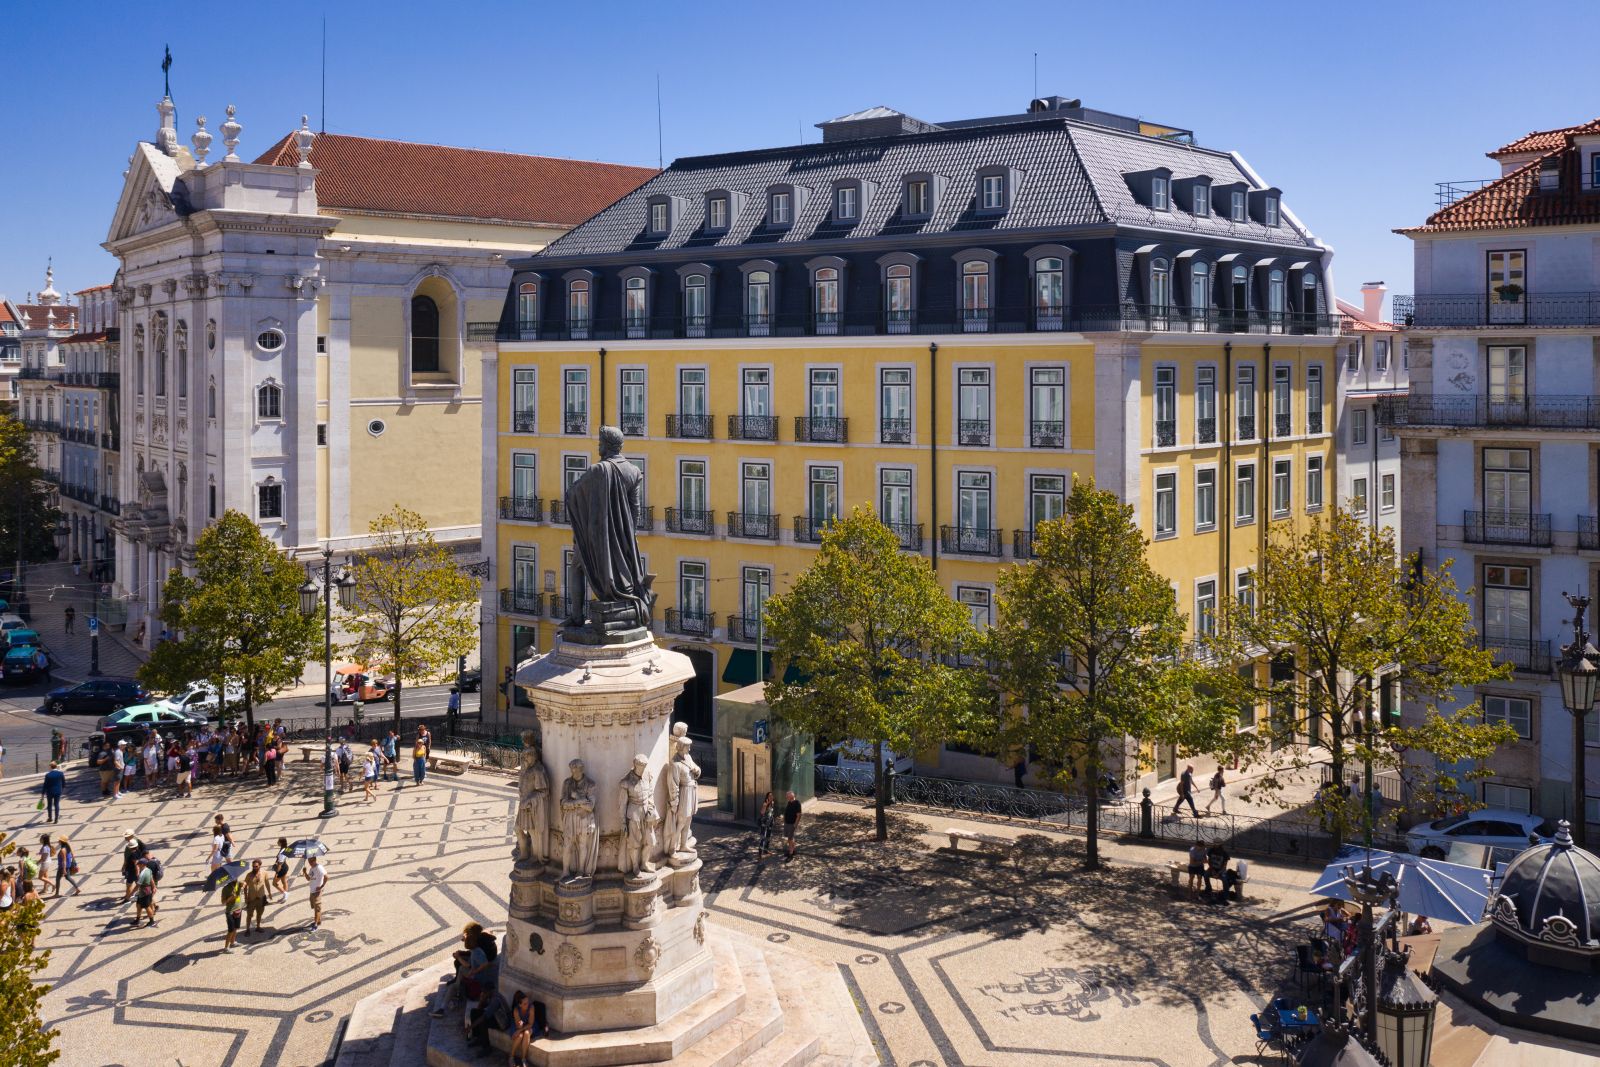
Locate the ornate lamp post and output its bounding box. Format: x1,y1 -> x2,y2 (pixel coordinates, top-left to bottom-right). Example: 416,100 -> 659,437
300,547 -> 356,819
1558,591 -> 1598,849
1372,951 -> 1437,1067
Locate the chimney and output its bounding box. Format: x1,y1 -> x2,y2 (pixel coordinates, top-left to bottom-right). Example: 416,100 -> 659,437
1360,281 -> 1386,324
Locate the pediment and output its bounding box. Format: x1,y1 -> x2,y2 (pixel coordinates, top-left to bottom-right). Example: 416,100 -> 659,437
106,143 -> 191,247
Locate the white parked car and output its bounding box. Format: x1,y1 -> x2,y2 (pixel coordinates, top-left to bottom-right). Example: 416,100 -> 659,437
1405,808 -> 1554,858
159,680 -> 245,718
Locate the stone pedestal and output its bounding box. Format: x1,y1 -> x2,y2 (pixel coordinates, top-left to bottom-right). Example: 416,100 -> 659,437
500,634 -> 711,1036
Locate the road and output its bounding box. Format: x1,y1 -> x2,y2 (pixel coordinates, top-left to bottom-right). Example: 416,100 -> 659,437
0,680 -> 486,780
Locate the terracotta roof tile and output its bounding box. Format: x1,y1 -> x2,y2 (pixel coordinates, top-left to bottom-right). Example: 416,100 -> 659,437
13,304 -> 77,331
0,304 -> 15,326
1489,118 -> 1600,157
251,132 -> 656,227
1404,148 -> 1600,234
73,284 -> 113,294
60,330 -> 110,343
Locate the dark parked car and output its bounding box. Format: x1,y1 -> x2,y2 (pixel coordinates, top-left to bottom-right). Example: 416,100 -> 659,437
43,678 -> 150,715
97,704 -> 206,746
456,668 -> 482,693
3,646 -> 43,683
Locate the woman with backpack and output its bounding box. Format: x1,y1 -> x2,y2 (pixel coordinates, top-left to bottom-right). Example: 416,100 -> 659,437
54,837 -> 81,896
272,837 -> 293,903
1205,767 -> 1227,815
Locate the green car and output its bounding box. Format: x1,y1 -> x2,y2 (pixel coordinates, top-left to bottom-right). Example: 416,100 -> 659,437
5,629 -> 40,651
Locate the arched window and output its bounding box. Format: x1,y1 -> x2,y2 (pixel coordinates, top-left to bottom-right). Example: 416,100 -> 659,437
683,274 -> 708,330
1189,261 -> 1210,326
516,282 -> 538,334
207,378 -> 217,420
175,320 -> 188,398
746,270 -> 772,333
625,276 -> 647,337
1268,269 -> 1287,332
410,295 -> 440,373
1150,259 -> 1171,330
153,313 -> 168,397
961,261 -> 990,331
813,268 -> 839,333
885,264 -> 913,331
567,279 -> 591,338
257,381 -> 283,420
1034,257 -> 1064,323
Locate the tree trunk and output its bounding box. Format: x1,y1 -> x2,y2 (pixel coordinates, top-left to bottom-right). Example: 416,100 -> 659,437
243,697 -> 255,734
1084,736 -> 1101,870
1328,675 -> 1346,851
391,675 -> 403,728
872,738 -> 887,842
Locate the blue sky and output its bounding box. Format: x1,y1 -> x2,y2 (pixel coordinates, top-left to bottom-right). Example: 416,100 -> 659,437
4,1 -> 1598,315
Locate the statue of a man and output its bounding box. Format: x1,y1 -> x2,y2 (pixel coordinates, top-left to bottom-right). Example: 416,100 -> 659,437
514,731 -> 550,865
559,758 -> 600,882
618,754 -> 658,879
564,426 -> 655,633
663,736 -> 699,858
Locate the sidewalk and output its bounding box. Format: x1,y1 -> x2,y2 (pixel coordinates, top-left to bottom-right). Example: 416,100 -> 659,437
1143,745 -> 1334,819
21,561 -> 147,683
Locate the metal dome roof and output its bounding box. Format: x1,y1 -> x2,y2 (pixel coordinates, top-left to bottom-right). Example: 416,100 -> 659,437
1490,820 -> 1600,961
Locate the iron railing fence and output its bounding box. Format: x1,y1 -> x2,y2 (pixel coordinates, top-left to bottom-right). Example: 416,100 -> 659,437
726,615 -> 774,646
1392,291 -> 1600,329
664,608 -> 715,638
727,512 -> 780,540
666,414 -> 714,439
499,589 -> 544,617
1461,509 -> 1552,547
665,508 -> 713,535
1378,392 -> 1600,431
620,412 -> 646,436
1030,421 -> 1065,448
795,416 -> 848,443
880,418 -> 912,444
940,525 -> 1002,556
1479,635 -> 1552,674
498,496 -> 545,523
727,415 -> 778,441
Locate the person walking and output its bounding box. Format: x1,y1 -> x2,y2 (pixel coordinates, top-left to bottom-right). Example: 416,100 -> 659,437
756,791 -> 776,859
242,859 -> 270,934
133,857 -> 158,928
40,761 -> 65,823
220,878 -> 243,951
782,790 -> 802,862
262,737 -> 279,787
362,740 -> 379,802
335,740 -> 353,794
303,854 -> 327,930
32,647 -> 50,683
120,831 -> 147,902
411,731 -> 429,787
383,730 -> 400,784
34,837 -> 53,897
1205,767 -> 1227,814
204,822 -> 227,890
1172,764 -> 1199,818
63,606 -> 75,634
54,837 -> 81,896
214,814 -> 235,861
272,837 -> 293,903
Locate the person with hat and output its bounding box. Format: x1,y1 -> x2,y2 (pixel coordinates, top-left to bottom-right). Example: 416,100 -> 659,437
120,831 -> 147,902
111,740 -> 128,800
133,857 -> 158,928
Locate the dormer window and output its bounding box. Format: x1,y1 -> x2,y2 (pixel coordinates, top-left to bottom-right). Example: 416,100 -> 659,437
904,178 -> 930,217
1590,153 -> 1600,191
981,174 -> 1004,210
835,184 -> 858,220
1152,176 -> 1170,211
1231,190 -> 1247,222
1539,158 -> 1560,192
1192,186 -> 1209,216
1264,196 -> 1280,226
707,194 -> 729,231
649,201 -> 669,233
769,190 -> 791,226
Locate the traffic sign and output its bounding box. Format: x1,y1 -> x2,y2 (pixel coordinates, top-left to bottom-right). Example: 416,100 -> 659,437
87,617 -> 100,636
752,719 -> 769,745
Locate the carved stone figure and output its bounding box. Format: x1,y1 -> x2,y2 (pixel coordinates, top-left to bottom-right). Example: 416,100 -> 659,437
663,736 -> 699,858
559,759 -> 600,882
514,731 -> 551,865
618,754 -> 658,879
563,426 -> 656,637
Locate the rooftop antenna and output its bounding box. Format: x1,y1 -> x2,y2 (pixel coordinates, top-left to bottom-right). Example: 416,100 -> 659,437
320,17 -> 327,132
655,73 -> 664,170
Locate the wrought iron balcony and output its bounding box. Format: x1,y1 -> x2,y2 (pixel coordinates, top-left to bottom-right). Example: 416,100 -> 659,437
549,500 -> 571,525
795,416 -> 847,444
1013,529 -> 1039,560
1377,393 -> 1600,432
958,419 -> 990,447
1581,516 -> 1600,551
1030,421 -> 1065,448
99,495 -> 120,516
1154,420 -> 1176,447
549,594 -> 573,620
498,495 -> 544,523
511,410 -> 536,433
498,589 -> 545,618
665,607 -> 714,638
1196,416 -> 1217,444
1392,291 -> 1600,329
620,412 -> 646,437
1274,412 -> 1292,438
1462,510 -> 1552,547
880,418 -> 912,444
1479,635 -> 1551,674
100,432 -> 119,452
1236,415 -> 1256,440
563,410 -> 588,435
726,615 -> 775,646
1307,411 -> 1323,434
727,511 -> 779,540
885,521 -> 924,552
666,414 -> 713,439
940,525 -> 1002,556
794,515 -> 838,544
634,505 -> 655,533
17,367 -> 47,380
666,507 -> 713,535
727,415 -> 777,441
93,371 -> 119,390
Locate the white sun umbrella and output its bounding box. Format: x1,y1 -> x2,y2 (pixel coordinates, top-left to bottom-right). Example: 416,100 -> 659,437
1311,844 -> 1492,925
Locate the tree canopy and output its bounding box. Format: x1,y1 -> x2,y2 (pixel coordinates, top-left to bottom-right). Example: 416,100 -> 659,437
983,480 -> 1240,868
342,506 -> 479,725
0,414 -> 60,576
763,507 -> 983,840
0,834 -> 59,1065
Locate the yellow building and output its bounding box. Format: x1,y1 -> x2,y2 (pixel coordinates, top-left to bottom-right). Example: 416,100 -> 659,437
481,98 -> 1340,785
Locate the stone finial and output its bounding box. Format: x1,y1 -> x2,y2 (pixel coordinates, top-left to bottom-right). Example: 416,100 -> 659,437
155,95 -> 179,157
38,261 -> 61,306
221,105 -> 242,162
191,116 -> 212,168
296,115 -> 315,168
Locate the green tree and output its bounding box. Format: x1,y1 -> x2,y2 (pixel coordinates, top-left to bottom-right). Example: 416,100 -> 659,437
342,506 -> 479,727
1212,506 -> 1515,847
0,834 -> 60,1065
0,414 -> 60,579
764,507 -> 982,841
983,480 -> 1240,869
140,511 -> 320,732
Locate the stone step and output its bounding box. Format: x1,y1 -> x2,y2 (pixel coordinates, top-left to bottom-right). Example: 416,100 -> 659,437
763,944 -> 878,1067
641,931 -> 787,1067
334,962 -> 450,1067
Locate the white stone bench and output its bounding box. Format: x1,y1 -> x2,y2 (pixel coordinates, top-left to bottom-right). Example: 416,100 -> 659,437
945,828 -> 1013,854
428,756 -> 467,776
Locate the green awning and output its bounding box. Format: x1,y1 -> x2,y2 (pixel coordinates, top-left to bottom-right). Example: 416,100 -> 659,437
721,650 -> 805,687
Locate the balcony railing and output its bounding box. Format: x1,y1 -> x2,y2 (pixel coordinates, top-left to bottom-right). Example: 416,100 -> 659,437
1013,530 -> 1038,560
958,419 -> 990,446
666,414 -> 713,439
795,416 -> 847,443
726,615 -> 775,646
499,589 -> 545,617
1377,393 -> 1600,432
17,367 -> 48,380
1030,421 -> 1065,448
62,426 -> 94,445
1392,291 -> 1600,329
100,432 -> 119,452
666,507 -> 713,535
1236,415 -> 1256,440
22,417 -> 60,434
940,525 -> 1002,556
1196,417 -> 1217,444
93,372 -> 119,390
549,500 -> 571,525
1307,411 -> 1324,434
1154,420 -> 1176,447
1480,635 -> 1552,674
1581,515 -> 1600,551
549,594 -> 573,621
665,608 -> 714,638
470,305 -> 1337,342
886,521 -> 924,552
634,505 -> 655,533
727,415 -> 777,441
511,410 -> 536,433
880,418 -> 912,444
498,495 -> 544,523
620,412 -> 647,437
1274,412 -> 1292,438
1462,509 -> 1552,547
727,511 -> 779,540
563,410 -> 588,435
794,515 -> 838,544
99,495 -> 120,515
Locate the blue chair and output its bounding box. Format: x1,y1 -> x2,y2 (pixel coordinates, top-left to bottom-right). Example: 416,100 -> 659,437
1251,1013 -> 1283,1060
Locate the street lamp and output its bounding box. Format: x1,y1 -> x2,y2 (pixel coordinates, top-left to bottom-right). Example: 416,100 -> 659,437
300,547 -> 357,819
1558,591 -> 1598,849
88,534 -> 106,675
1372,952 -> 1437,1067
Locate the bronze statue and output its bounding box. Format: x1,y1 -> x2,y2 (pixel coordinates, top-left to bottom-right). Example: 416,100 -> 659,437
563,426 -> 655,637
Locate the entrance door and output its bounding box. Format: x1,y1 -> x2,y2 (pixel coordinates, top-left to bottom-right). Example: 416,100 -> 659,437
733,737 -> 771,822
672,645 -> 715,739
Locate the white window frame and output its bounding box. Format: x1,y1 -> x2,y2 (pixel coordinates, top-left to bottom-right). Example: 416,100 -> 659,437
1195,578 -> 1217,637
1306,454 -> 1325,512
1192,185 -> 1209,216
769,190 -> 791,226
1351,408 -> 1368,446
980,173 -> 1005,211
835,185 -> 858,220
256,381 -> 283,422
649,201 -> 669,233
1230,189 -> 1246,222
1195,466 -> 1217,531
1151,176 -> 1169,211
1352,476 -> 1369,515
1483,694 -> 1532,740
257,479 -> 284,522
1483,781 -> 1533,814
1272,458 -> 1292,517
1153,469 -> 1178,539
1381,473 -> 1396,512
1235,462 -> 1256,524
1264,197 -> 1279,227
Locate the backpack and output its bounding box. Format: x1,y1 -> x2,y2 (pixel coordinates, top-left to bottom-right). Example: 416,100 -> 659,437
477,930 -> 498,963
144,856 -> 164,882
179,753 -> 191,771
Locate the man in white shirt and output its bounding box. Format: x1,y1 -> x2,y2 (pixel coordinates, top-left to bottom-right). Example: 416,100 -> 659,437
304,854 -> 328,930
